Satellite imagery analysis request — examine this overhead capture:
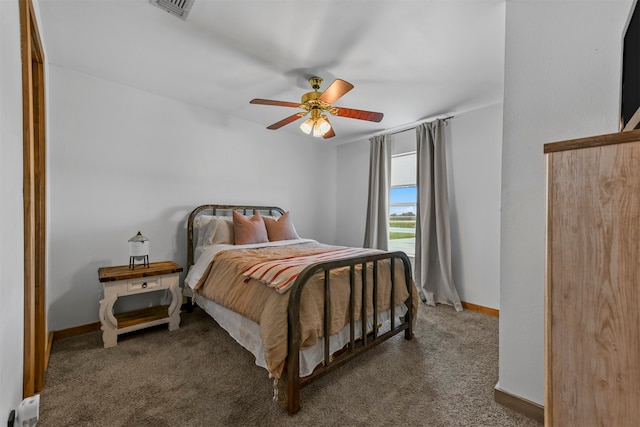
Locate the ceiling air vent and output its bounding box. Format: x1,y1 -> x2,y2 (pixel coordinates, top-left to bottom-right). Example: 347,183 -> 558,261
149,0 -> 194,20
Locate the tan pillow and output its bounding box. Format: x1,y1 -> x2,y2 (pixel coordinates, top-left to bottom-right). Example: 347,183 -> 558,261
232,210 -> 269,245
263,211 -> 299,241
211,217 -> 234,245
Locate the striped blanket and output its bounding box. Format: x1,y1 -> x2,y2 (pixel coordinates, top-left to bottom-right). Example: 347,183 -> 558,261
241,247 -> 381,294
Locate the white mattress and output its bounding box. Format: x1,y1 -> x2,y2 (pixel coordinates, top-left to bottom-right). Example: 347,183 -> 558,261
194,292 -> 408,377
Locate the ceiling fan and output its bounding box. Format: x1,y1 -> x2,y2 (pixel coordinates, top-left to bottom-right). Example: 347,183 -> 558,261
250,77 -> 384,139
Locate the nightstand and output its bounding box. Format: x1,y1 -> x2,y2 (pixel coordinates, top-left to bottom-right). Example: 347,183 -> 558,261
97,261 -> 183,348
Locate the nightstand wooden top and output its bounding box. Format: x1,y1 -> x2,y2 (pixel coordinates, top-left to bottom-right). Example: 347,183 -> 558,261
98,261 -> 183,282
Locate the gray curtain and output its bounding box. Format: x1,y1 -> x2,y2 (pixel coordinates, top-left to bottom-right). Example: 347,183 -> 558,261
415,120 -> 462,311
363,134 -> 391,250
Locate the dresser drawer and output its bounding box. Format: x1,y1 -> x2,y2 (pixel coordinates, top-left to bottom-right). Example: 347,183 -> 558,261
127,278 -> 162,292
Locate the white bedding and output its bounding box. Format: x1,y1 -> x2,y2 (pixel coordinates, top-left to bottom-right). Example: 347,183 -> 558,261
195,291 -> 408,377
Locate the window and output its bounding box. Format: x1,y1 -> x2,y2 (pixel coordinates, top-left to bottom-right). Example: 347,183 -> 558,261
389,151 -> 416,256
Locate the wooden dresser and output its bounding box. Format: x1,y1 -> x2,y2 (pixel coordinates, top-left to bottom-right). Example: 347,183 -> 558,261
544,130 -> 640,426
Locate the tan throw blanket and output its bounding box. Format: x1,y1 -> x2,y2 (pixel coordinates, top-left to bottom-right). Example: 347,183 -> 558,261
196,241 -> 417,379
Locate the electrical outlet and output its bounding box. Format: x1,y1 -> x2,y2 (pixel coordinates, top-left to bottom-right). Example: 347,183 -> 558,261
12,395 -> 39,427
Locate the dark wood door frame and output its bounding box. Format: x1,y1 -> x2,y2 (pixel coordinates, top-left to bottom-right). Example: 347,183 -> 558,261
20,0 -> 46,397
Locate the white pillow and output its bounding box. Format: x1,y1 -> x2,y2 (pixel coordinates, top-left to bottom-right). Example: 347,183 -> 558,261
193,215 -> 235,247
193,215 -> 218,248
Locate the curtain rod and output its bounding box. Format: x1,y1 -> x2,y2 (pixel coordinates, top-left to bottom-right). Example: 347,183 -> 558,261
369,114 -> 455,139
353,101 -> 502,144
387,115 -> 454,136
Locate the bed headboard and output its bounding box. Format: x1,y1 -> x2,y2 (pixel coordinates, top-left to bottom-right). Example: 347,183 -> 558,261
187,204 -> 285,268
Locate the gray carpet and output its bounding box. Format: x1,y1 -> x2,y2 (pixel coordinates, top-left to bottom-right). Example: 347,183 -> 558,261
39,304 -> 542,426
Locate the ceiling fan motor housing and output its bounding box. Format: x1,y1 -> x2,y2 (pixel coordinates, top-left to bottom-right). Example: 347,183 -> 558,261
301,91 -> 322,104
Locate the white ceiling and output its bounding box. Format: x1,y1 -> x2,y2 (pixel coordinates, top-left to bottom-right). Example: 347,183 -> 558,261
36,0 -> 506,144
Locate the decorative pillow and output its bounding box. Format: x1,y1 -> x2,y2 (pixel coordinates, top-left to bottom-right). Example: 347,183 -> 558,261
232,211 -> 269,245
193,215 -> 218,248
211,216 -> 234,245
263,211 -> 299,241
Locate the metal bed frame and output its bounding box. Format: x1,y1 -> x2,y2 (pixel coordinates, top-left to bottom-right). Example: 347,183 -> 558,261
186,204 -> 414,415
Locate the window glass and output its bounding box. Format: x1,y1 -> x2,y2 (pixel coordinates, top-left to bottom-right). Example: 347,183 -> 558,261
389,150 -> 416,257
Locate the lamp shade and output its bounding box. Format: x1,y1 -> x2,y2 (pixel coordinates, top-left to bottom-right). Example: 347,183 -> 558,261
312,116 -> 331,137
300,118 -> 314,134
128,231 -> 149,269
128,231 -> 149,257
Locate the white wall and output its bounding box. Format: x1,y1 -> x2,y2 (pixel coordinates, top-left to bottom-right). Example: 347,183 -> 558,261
336,103 -> 504,309
0,0 -> 25,417
336,138 -> 370,247
448,103 -> 503,309
498,0 -> 633,406
47,65 -> 338,330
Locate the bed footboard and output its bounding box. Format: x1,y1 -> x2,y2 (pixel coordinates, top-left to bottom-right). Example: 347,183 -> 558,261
286,251 -> 413,415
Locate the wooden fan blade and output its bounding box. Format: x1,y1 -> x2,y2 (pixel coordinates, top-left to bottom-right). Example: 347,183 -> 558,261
250,98 -> 301,108
332,107 -> 384,122
323,126 -> 336,139
321,116 -> 335,139
318,79 -> 354,104
266,113 -> 306,130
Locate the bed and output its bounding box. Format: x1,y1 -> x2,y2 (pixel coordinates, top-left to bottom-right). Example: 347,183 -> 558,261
184,204 -> 417,414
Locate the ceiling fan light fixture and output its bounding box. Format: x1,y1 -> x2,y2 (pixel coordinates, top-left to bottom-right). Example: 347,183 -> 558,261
314,115 -> 331,137
312,122 -> 324,137
300,118 -> 314,134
